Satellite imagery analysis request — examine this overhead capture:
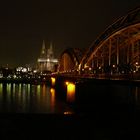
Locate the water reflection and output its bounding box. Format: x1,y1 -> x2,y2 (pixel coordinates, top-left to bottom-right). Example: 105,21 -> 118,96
134,86 -> 140,106
50,88 -> 55,112
66,82 -> 76,103
0,83 -> 72,113
51,77 -> 56,86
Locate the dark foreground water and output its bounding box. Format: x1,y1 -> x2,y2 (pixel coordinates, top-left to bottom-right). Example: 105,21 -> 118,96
0,80 -> 140,139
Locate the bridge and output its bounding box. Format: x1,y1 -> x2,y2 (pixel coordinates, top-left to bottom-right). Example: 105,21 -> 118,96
56,7 -> 140,80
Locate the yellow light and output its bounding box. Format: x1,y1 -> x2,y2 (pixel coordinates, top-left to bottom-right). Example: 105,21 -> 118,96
67,83 -> 75,91
50,88 -> 55,94
67,82 -> 75,103
7,83 -> 11,94
37,85 -> 41,94
51,77 -> 56,86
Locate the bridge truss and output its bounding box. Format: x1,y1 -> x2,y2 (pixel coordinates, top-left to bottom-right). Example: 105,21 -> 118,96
79,7 -> 140,77
58,48 -> 83,72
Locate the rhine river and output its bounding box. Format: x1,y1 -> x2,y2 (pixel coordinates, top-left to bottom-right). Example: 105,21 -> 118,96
0,80 -> 139,114
0,83 -> 74,114
0,80 -> 139,139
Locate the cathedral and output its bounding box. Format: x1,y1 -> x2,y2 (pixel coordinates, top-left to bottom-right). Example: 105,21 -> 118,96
37,40 -> 58,72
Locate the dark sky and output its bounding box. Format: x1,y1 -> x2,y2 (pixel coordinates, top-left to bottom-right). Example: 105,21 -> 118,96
0,0 -> 140,67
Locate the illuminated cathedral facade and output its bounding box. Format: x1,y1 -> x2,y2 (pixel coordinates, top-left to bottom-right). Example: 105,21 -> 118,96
37,40 -> 58,72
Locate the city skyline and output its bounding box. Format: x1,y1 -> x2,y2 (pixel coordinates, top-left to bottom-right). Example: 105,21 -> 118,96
0,0 -> 139,67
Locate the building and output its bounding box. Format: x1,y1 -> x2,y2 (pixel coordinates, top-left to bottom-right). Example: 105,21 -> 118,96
37,40 -> 58,72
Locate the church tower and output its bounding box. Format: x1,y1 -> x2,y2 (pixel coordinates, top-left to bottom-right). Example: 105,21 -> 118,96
40,40 -> 47,58
37,40 -> 58,72
37,40 -> 47,72
47,42 -> 53,59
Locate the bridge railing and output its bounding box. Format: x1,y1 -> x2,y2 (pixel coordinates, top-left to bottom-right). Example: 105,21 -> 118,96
51,71 -> 140,81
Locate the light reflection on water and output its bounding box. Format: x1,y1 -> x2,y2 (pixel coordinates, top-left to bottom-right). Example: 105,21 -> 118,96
0,82 -> 139,114
66,82 -> 76,103
0,83 -> 74,114
134,86 -> 140,107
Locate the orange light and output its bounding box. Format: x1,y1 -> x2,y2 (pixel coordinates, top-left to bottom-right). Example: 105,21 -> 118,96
64,111 -> 73,115
50,88 -> 55,112
65,81 -> 69,85
50,88 -> 55,95
66,82 -> 75,103
51,77 -> 56,86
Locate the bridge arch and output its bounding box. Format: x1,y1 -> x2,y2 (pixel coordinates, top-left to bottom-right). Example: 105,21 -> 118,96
80,7 -> 140,74
58,48 -> 83,72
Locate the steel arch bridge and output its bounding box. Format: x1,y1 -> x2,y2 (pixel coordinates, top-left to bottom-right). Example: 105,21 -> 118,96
58,48 -> 83,72
78,7 -> 140,77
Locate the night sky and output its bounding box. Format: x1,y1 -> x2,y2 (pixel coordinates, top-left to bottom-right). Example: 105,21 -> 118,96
0,0 -> 140,67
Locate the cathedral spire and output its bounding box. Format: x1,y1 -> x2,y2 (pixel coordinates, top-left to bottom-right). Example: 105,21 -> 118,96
42,40 -> 45,54
47,41 -> 53,58
50,41 -> 53,51
40,40 -> 47,58
37,40 -> 58,72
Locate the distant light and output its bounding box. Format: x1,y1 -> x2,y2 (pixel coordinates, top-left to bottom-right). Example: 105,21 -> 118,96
7,75 -> 11,79
136,62 -> 138,65
64,111 -> 73,115
89,67 -> 92,71
33,70 -> 37,73
27,67 -> 32,71
122,71 -> 124,74
16,67 -> 23,72
13,75 -> 17,79
38,58 -> 47,62
51,59 -> 58,63
22,68 -> 27,73
113,65 -> 115,68
47,58 -> 50,62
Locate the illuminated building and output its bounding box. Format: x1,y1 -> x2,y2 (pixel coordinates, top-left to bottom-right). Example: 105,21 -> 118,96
37,40 -> 58,72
